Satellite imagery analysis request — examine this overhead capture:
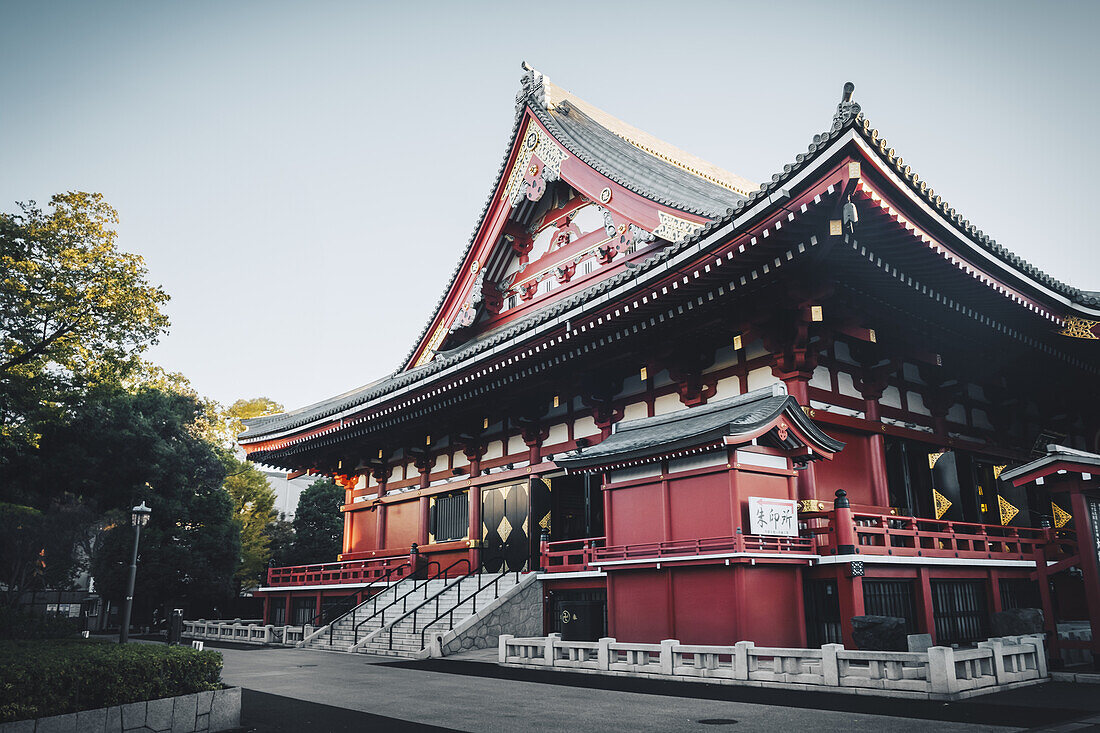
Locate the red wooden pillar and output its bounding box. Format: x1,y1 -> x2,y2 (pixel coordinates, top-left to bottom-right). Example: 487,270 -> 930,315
375,503 -> 387,551
1067,486 -> 1100,663
916,568 -> 936,641
469,485 -> 482,570
863,400 -> 891,508
602,475 -> 612,544
418,495 -> 430,546
989,569 -> 1003,614
283,595 -> 292,626
837,569 -> 864,648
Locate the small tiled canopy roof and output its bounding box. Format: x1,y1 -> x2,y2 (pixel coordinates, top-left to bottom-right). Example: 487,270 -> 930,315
555,385 -> 845,472
1000,445 -> 1100,485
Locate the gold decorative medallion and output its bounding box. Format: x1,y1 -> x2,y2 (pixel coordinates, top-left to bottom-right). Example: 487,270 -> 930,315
928,451 -> 945,470
1052,502 -> 1073,529
997,495 -> 1019,526
497,514 -> 513,541
932,489 -> 952,520
993,464 -> 1006,480
1059,316 -> 1099,340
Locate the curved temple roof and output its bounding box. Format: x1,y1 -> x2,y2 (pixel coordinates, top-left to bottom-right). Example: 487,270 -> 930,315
554,385 -> 845,471
240,70 -> 1097,448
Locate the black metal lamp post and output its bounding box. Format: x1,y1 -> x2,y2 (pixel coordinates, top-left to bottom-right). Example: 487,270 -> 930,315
119,501 -> 152,643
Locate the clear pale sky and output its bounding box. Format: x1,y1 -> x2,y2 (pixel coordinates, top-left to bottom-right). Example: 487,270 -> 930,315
2,1 -> 1097,413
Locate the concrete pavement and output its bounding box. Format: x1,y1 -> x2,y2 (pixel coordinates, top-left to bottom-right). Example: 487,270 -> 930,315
215,645 -> 1100,732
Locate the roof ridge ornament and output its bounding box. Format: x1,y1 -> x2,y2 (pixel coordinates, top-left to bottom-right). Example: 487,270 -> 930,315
832,81 -> 861,129
518,61 -> 551,109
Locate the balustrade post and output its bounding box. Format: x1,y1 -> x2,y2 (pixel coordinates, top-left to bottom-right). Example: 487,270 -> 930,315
598,637 -> 614,670
833,490 -> 856,555
978,639 -> 1006,682
544,632 -> 561,666
498,633 -> 514,664
927,646 -> 959,694
660,639 -> 679,675
733,640 -> 754,680
821,643 -> 842,686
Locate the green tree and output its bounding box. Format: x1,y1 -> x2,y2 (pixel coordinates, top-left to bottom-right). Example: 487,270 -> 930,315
292,479 -> 343,564
55,385 -> 241,620
263,515 -> 297,568
221,453 -> 277,590
0,192 -> 170,463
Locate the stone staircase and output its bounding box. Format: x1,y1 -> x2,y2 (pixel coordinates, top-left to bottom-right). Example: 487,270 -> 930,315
302,571 -> 533,658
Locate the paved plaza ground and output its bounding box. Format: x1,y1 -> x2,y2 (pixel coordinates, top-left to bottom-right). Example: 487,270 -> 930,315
203,642 -> 1100,732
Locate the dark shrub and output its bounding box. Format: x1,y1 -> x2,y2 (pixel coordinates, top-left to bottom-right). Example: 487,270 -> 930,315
0,640 -> 223,722
0,607 -> 80,639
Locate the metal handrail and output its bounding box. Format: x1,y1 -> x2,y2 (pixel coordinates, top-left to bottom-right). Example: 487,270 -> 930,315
352,559 -> 469,645
322,562 -> 410,646
417,570 -> 521,651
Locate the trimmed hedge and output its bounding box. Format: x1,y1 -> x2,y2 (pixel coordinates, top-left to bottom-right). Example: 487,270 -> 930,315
0,608 -> 80,640
0,640 -> 223,723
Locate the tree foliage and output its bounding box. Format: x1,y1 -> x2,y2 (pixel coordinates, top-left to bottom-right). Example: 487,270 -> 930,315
0,193 -> 169,461
221,453 -> 276,590
291,479 -> 343,564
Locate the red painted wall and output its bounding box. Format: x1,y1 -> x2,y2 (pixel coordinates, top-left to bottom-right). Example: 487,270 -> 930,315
813,428 -> 876,507
607,565 -> 804,646
607,482 -> 664,545
608,571 -> 672,642
383,499 -> 418,551
349,509 -> 377,552
671,567 -> 738,644
669,474 -> 733,541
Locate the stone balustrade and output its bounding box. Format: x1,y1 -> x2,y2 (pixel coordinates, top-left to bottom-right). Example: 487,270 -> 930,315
499,633 -> 1048,700
182,620 -> 312,646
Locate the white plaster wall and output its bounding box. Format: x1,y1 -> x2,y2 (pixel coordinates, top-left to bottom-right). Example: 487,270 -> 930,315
712,375 -> 742,401
809,365 -> 831,391
507,435 -> 526,456
902,362 -> 925,384
832,340 -> 856,365
880,386 -> 902,409
452,452 -> 470,469
972,409 -> 994,430
947,403 -> 967,424
837,371 -> 862,399
484,440 -> 504,460
622,401 -> 648,422
652,392 -> 684,416
572,417 -> 599,439
547,422 -> 572,444
747,367 -> 778,392
907,391 -> 931,416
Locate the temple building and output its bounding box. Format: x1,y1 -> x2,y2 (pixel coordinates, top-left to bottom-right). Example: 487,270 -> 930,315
240,66 -> 1100,660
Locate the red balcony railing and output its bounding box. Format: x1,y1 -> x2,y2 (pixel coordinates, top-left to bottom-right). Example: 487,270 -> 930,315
542,537 -> 606,572
804,510 -> 1054,561
538,510 -> 1066,574
265,556 -> 409,588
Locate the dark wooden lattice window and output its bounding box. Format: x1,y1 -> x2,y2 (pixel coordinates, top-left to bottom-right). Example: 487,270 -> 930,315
292,596 -> 316,626
932,580 -> 988,645
863,579 -> 917,633
999,579 -> 1041,611
804,579 -> 842,647
431,491 -> 469,542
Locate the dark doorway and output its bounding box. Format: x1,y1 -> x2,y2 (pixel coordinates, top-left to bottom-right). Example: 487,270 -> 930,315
481,481 -> 532,572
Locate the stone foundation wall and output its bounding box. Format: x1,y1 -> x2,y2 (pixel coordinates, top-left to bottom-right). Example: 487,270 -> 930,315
440,578 -> 541,656
0,687 -> 240,733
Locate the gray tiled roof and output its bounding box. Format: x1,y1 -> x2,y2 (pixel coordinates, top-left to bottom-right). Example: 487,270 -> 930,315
532,99 -> 743,218
999,444 -> 1100,483
555,386 -> 845,470
240,77 -> 1096,447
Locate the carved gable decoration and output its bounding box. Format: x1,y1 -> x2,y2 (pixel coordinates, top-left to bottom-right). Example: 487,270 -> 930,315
503,124 -> 568,207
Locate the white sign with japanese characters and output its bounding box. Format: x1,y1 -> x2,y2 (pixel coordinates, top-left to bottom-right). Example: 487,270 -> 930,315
748,497 -> 798,537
